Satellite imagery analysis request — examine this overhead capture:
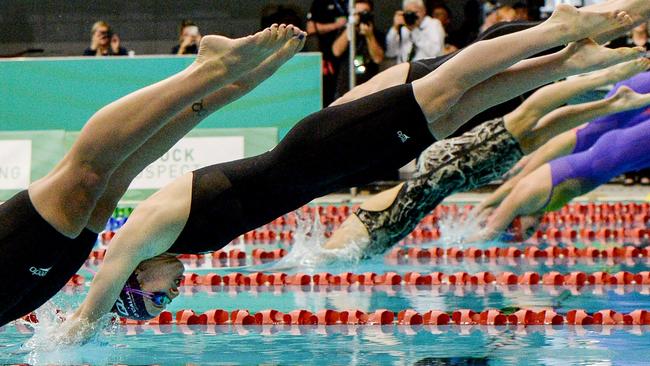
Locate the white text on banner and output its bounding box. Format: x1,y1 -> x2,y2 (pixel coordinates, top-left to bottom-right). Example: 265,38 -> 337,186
0,140 -> 32,189
129,136 -> 244,189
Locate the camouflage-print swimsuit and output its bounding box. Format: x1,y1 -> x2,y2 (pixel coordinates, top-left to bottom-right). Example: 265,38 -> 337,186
355,118 -> 524,255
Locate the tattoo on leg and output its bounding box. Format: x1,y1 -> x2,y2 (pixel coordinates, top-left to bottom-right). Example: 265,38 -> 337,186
192,100 -> 205,116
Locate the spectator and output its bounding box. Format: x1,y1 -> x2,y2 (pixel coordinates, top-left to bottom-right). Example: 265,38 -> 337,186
430,2 -> 459,54
83,21 -> 128,56
481,4 -> 517,33
172,20 -> 202,55
513,2 -> 530,21
332,0 -> 385,97
457,0 -> 482,47
609,22 -> 650,49
386,0 -> 445,63
307,0 -> 348,106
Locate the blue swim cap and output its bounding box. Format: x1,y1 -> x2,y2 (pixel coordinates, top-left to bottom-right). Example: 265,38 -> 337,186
112,272 -> 154,320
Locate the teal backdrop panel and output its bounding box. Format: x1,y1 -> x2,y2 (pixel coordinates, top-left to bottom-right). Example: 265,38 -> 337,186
0,53 -> 321,139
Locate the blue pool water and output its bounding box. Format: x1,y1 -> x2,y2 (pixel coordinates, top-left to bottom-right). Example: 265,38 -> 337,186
3,323 -> 650,365
3,246 -> 650,365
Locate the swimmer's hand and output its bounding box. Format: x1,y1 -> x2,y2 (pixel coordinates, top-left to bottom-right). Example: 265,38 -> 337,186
502,155 -> 531,180
463,227 -> 499,244
53,315 -> 103,346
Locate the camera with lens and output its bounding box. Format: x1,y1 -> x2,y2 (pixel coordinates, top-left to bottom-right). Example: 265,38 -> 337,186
358,11 -> 374,25
403,11 -> 419,26
98,29 -> 113,39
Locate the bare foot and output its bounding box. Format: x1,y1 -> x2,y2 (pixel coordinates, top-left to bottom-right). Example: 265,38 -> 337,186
603,58 -> 650,84
548,4 -> 632,42
609,83 -> 650,111
193,24 -> 292,80
251,25 -> 307,74
584,0 -> 650,23
564,38 -> 645,73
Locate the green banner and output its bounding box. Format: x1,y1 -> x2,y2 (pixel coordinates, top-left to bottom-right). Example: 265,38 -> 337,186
0,53 -> 322,139
0,54 -> 321,201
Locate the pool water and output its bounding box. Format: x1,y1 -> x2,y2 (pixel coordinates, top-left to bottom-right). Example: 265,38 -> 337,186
3,322 -> 650,365
3,203 -> 650,365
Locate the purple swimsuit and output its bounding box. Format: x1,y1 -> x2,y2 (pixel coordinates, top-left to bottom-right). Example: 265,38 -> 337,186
548,72 -> 650,199
573,71 -> 650,153
550,117 -> 650,190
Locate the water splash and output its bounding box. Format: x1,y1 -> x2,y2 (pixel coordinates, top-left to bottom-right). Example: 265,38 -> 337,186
17,302 -> 121,365
270,210 -> 364,271
436,210 -> 485,248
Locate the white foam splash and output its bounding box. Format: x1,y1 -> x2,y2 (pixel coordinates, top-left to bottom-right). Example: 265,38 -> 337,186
436,210 -> 484,248
270,210 -> 364,271
18,302 -> 120,365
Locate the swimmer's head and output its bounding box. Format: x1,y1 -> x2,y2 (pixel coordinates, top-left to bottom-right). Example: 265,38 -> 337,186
519,214 -> 541,240
112,254 -> 184,320
499,215 -> 541,242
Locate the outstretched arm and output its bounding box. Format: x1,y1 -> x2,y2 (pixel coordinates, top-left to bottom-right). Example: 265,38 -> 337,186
472,164 -> 554,242
62,174 -> 193,343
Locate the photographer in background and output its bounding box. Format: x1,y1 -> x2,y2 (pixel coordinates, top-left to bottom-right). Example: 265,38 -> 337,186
386,0 -> 445,63
307,0 -> 348,106
172,20 -> 202,55
332,0 -> 385,97
430,2 -> 460,54
83,21 -> 128,56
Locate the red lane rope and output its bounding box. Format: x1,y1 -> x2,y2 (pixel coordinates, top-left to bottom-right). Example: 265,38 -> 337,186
65,270 -> 650,287
97,308 -> 650,326
86,245 -> 650,264
70,270 -> 645,288
100,202 -> 650,247
13,308 -> 650,327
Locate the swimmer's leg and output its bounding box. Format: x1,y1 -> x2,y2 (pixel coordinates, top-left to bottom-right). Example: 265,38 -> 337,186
411,5 -> 631,137
29,26 -> 293,237
521,81 -> 650,151
476,59 -> 650,215
506,58 -> 650,151
85,28 -> 306,232
433,39 -> 643,137
474,130 -> 579,217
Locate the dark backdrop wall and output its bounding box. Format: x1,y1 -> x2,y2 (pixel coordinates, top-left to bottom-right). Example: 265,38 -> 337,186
0,0 -> 541,57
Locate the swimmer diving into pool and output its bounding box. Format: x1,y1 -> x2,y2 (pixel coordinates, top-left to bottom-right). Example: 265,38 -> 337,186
0,24 -> 308,327
321,60 -> 650,257
468,73 -> 650,242
471,70 -> 650,235
56,4 -> 645,339
470,115 -> 650,242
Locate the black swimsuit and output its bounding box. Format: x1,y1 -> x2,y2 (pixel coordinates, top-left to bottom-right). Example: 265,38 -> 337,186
168,21 -> 553,254
170,84 -> 434,253
0,190 -> 97,326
